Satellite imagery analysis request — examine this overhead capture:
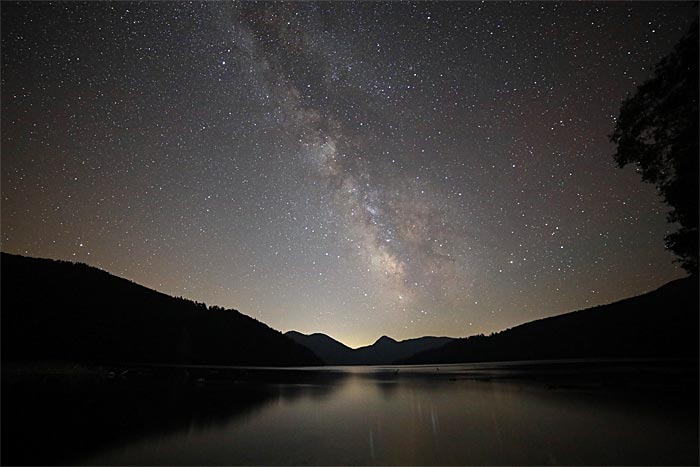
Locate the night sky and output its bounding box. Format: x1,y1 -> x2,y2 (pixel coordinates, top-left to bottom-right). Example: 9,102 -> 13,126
1,2 -> 695,347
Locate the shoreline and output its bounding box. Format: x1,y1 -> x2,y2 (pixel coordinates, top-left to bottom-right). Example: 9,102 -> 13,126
3,357 -> 697,392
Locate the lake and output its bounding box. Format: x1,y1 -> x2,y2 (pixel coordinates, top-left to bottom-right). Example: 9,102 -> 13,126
2,360 -> 698,465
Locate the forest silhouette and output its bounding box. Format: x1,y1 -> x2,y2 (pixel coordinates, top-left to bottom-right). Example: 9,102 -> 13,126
401,276 -> 698,364
1,252 -> 320,367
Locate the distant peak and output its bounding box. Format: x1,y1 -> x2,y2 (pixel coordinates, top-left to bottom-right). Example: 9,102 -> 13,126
374,335 -> 398,345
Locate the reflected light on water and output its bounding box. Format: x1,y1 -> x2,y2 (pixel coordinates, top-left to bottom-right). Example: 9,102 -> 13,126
70,362 -> 698,465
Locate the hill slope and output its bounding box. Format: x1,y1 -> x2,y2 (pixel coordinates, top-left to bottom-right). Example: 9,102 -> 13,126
285,331 -> 356,365
401,276 -> 699,364
286,331 -> 455,365
1,253 -> 321,366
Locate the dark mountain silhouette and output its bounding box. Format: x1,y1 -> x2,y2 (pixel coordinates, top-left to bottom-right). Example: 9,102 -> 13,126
353,335 -> 456,365
400,276 -> 699,364
1,252 -> 321,366
284,331 -> 356,365
286,331 -> 455,365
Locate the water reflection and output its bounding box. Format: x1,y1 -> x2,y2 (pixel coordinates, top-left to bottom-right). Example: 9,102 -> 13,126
2,361 -> 698,465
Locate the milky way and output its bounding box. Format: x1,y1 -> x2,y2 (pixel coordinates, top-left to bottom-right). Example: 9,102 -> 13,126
1,2 -> 695,346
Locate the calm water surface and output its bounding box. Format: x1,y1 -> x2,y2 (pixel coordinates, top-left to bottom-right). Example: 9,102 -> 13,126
3,361 -> 698,465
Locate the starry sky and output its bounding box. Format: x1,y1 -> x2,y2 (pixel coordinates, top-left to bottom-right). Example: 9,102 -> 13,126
1,2 -> 696,348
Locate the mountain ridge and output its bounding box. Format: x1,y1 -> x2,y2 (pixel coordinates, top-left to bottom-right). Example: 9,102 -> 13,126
3,252 -> 696,368
400,275 -> 698,364
285,331 -> 455,365
373,335 -> 398,345
1,252 -> 321,367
